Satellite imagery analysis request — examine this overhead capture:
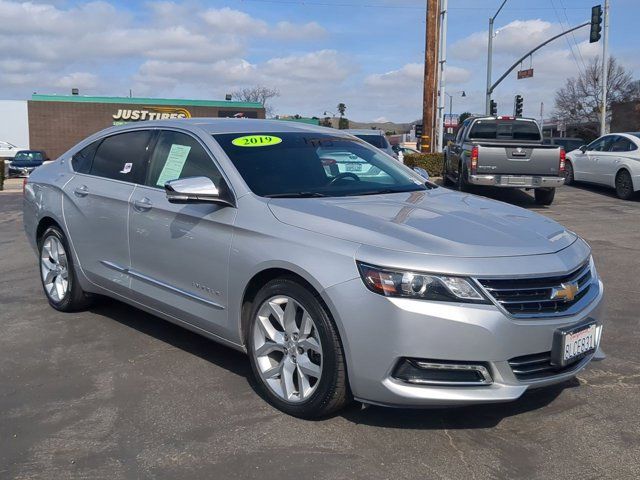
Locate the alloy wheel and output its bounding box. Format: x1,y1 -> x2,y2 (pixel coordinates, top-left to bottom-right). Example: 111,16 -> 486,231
252,295 -> 323,403
40,236 -> 69,302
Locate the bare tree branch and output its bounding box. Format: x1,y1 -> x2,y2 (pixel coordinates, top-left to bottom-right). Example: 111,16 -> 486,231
231,86 -> 280,117
554,56 -> 640,136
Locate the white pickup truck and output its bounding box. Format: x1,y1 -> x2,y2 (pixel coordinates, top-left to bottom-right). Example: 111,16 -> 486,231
443,116 -> 565,205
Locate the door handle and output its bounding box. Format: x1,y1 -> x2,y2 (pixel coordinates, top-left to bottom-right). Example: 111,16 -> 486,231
133,197 -> 153,212
74,185 -> 88,197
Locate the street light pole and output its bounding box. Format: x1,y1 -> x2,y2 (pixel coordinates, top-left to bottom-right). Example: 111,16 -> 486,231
600,0 -> 610,136
486,0 -> 508,115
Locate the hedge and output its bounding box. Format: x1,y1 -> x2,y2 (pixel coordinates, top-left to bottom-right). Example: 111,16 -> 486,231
403,153 -> 444,177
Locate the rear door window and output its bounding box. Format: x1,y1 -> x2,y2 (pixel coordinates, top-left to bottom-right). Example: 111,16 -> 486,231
89,130 -> 154,183
468,120 -> 541,141
608,136 -> 636,152
145,130 -> 223,189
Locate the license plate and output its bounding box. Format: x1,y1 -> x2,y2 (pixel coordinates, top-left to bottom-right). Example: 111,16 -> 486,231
346,163 -> 362,172
551,322 -> 597,367
507,176 -> 526,185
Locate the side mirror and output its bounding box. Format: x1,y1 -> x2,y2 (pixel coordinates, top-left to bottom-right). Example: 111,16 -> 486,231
579,145 -> 587,153
164,176 -> 234,206
413,167 -> 430,181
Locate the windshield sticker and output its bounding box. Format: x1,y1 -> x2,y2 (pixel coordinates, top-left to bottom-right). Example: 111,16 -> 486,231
119,162 -> 133,174
156,144 -> 191,187
231,135 -> 282,147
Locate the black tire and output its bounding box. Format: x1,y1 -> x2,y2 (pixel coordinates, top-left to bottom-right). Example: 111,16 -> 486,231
564,160 -> 574,186
615,169 -> 635,200
38,226 -> 93,312
442,157 -> 452,186
534,188 -> 555,206
456,163 -> 469,192
247,277 -> 350,418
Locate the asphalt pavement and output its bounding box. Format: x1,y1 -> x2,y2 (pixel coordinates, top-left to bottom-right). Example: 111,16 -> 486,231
1,182 -> 639,479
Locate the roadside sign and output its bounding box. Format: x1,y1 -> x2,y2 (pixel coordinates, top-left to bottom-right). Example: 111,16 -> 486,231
517,68 -> 534,79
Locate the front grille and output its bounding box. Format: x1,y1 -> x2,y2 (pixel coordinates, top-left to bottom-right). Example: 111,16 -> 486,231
509,351 -> 588,380
477,262 -> 596,318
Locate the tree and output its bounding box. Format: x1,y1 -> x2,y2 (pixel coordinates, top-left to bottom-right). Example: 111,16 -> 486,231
458,112 -> 472,124
337,103 -> 346,117
336,103 -> 349,129
554,57 -> 640,136
231,86 -> 280,117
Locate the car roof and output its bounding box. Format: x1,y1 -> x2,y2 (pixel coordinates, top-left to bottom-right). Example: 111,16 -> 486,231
96,118 -> 351,136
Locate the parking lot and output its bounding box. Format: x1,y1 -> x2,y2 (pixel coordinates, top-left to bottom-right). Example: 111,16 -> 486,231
1,181 -> 639,480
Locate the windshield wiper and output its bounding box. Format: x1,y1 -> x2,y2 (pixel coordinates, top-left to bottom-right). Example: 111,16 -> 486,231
265,192 -> 328,198
343,187 -> 427,196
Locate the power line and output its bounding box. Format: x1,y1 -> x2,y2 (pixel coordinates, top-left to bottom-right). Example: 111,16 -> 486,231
558,0 -> 588,72
550,0 -> 584,77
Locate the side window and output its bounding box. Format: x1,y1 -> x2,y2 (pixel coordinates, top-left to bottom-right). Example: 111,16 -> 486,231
587,136 -> 615,152
89,130 -> 153,183
609,137 -> 636,152
146,130 -> 223,188
71,141 -> 100,174
455,122 -> 467,143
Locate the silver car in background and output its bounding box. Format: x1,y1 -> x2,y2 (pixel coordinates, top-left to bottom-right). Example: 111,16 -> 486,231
23,119 -> 604,418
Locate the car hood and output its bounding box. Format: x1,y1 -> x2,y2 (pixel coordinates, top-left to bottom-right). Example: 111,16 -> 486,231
268,188 -> 577,258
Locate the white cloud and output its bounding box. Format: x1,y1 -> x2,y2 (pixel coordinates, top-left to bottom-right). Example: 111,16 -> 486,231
200,7 -> 268,34
272,21 -> 327,40
53,72 -> 99,89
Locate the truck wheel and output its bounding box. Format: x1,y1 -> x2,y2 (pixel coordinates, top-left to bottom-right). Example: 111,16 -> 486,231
456,163 -> 468,192
615,169 -> 635,200
564,161 -> 574,186
441,157 -> 452,186
534,188 -> 555,206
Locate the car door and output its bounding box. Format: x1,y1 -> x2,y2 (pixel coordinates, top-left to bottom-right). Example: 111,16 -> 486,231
128,129 -> 237,338
584,135 -> 614,185
448,121 -> 467,177
62,130 -> 154,296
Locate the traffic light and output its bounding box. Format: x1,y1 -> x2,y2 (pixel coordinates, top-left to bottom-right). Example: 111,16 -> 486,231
590,5 -> 602,43
514,95 -> 523,117
489,100 -> 497,116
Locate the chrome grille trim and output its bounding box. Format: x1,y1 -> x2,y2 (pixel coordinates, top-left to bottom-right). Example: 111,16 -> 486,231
509,351 -> 593,381
475,261 -> 598,319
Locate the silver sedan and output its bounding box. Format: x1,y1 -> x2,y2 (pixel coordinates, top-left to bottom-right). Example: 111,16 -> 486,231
23,119 -> 605,418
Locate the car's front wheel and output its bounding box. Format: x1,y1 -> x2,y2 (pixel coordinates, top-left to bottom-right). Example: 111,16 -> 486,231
564,160 -> 575,186
248,277 -> 350,418
38,226 -> 92,311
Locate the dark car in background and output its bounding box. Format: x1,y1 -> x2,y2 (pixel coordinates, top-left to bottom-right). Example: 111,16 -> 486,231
344,129 -> 397,158
543,137 -> 585,154
8,150 -> 50,177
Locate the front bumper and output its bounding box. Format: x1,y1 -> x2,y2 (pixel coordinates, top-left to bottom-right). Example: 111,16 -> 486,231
324,275 -> 604,407
469,174 -> 565,188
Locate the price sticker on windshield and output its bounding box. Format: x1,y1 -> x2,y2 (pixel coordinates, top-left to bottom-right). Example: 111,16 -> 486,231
232,135 -> 282,147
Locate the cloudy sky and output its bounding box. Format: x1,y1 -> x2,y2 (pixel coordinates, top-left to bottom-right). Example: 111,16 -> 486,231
1,0 -> 638,122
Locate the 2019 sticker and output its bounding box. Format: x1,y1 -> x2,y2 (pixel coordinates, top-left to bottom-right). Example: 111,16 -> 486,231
231,135 -> 282,147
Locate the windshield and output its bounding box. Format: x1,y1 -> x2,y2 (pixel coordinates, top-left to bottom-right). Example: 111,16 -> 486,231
353,134 -> 385,149
13,151 -> 43,161
213,132 -> 427,198
468,120 -> 541,141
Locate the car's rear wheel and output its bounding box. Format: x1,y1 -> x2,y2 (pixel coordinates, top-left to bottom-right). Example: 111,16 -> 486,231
534,188 -> 555,206
38,226 -> 92,312
615,169 -> 635,200
248,277 -> 349,418
564,160 -> 575,186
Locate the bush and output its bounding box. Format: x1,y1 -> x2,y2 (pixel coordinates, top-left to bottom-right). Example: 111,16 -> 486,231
403,153 -> 444,177
0,159 -> 4,191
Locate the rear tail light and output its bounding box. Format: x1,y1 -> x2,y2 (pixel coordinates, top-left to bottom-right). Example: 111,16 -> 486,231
470,146 -> 479,174
559,148 -> 566,174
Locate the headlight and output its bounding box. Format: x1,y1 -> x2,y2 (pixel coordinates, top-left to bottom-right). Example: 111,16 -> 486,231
357,262 -> 488,303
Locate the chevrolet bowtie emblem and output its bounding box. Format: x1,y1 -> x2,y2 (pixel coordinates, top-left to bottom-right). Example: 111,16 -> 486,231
551,282 -> 579,302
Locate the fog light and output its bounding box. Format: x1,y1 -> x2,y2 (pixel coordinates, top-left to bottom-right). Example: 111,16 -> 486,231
393,358 -> 493,386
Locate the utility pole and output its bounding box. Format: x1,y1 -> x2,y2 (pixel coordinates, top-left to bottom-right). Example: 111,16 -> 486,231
421,0 -> 439,153
600,0 -> 610,136
486,0 -> 508,114
436,0 -> 449,153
